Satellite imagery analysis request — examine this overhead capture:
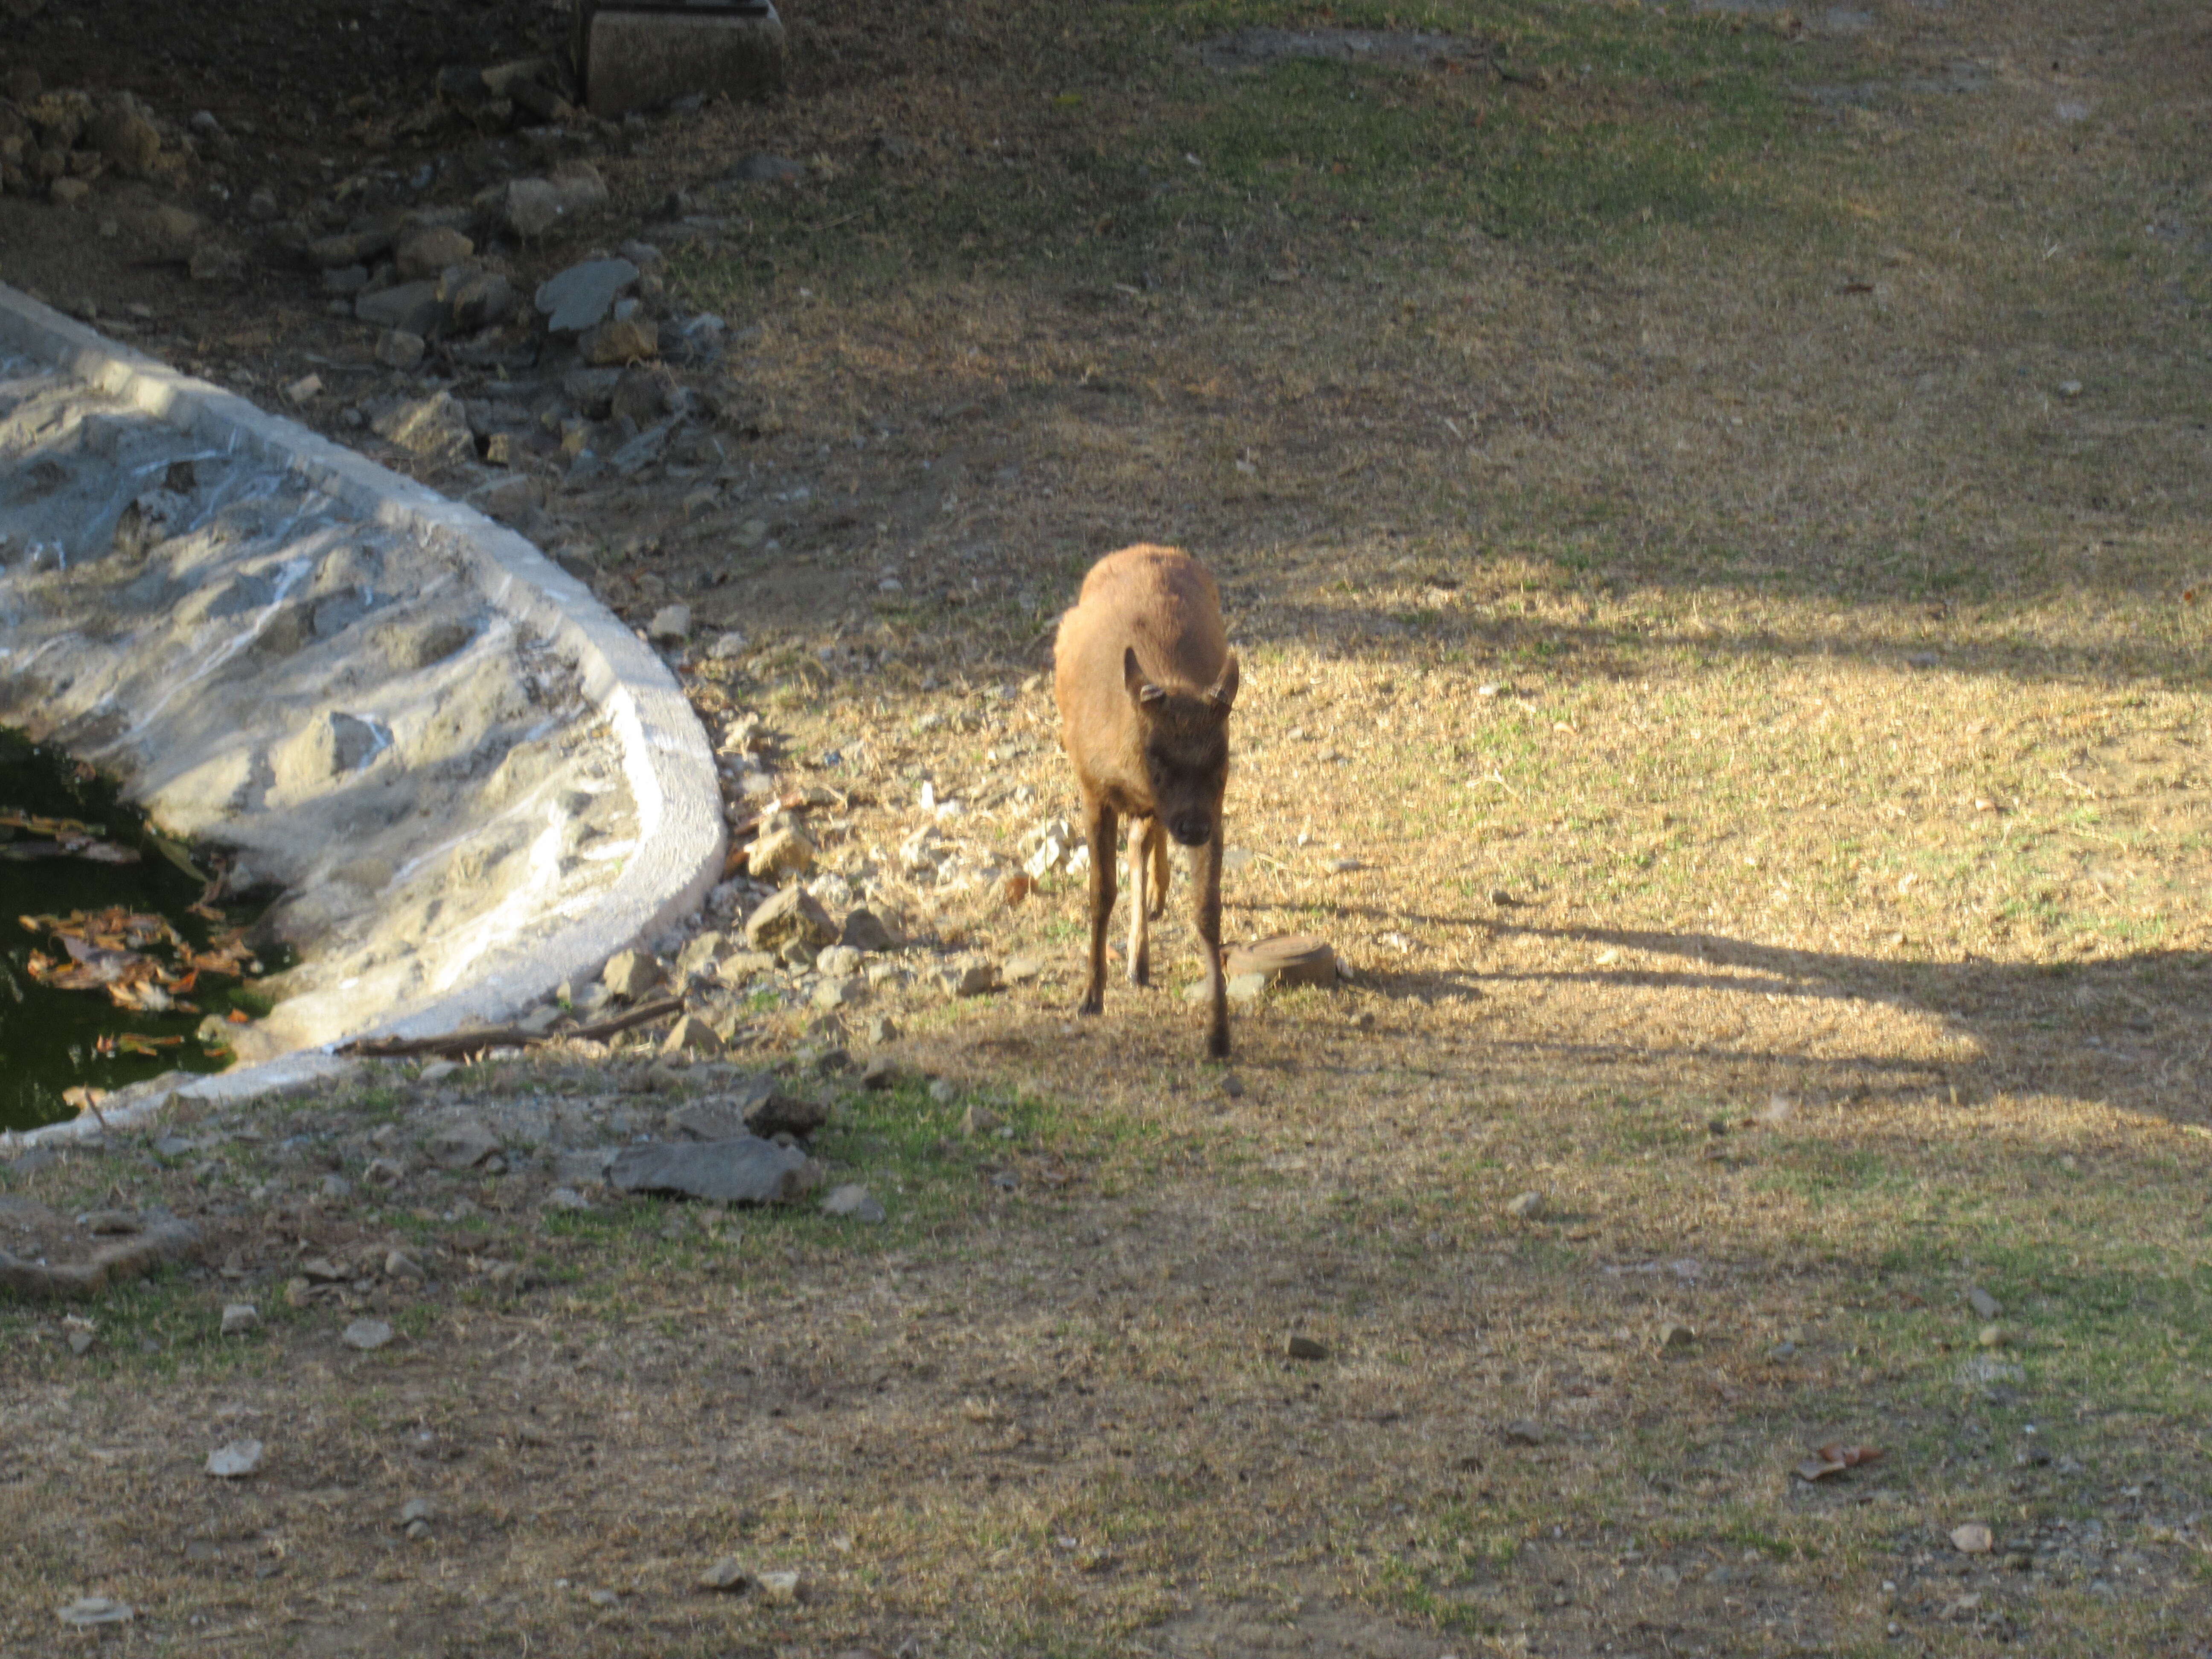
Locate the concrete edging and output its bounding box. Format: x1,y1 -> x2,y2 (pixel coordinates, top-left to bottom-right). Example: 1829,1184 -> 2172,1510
0,281 -> 726,1141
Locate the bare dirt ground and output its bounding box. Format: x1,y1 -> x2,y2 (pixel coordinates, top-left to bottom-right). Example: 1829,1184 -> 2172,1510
5,0 -> 2212,1654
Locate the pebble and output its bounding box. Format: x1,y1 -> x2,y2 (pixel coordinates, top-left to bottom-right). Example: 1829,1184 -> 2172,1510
1284,1333 -> 1329,1361
861,1053 -> 898,1088
319,1173 -> 352,1200
815,945 -> 862,979
838,907 -> 896,952
545,1186 -> 593,1211
821,1183 -> 885,1222
583,317 -> 659,367
416,1059 -> 459,1084
960,1104 -> 1003,1136
1951,1522 -> 1994,1554
427,1118 -> 502,1170
698,1557 -> 753,1592
220,1303 -> 259,1336
384,1249 -> 426,1281
56,1597 -> 134,1627
1657,1321 -> 1697,1351
342,1319 -> 395,1352
602,949 -> 660,1000
1978,1323 -> 2010,1348
205,1438 -> 264,1479
1001,951 -> 1044,984
1968,1286 -> 2003,1320
757,1570 -> 801,1604
661,1013 -> 725,1057
708,629 -> 748,659
648,603 -> 692,643
749,824 -> 817,880
1501,1420 -> 1548,1446
928,1078 -> 960,1106
1221,1073 -> 1246,1099
731,152 -> 805,183
1505,1190 -> 1546,1220
397,1497 -> 434,1528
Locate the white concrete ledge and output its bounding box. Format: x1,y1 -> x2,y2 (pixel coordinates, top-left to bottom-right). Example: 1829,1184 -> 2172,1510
0,281 -> 725,1142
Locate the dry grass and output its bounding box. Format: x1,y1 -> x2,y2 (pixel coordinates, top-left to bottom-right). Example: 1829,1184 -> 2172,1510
7,0 -> 2212,1653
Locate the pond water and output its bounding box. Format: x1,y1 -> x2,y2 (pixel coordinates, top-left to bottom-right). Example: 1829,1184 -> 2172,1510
0,729 -> 285,1133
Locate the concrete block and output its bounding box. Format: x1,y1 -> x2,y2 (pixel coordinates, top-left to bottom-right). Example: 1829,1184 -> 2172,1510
580,2 -> 786,119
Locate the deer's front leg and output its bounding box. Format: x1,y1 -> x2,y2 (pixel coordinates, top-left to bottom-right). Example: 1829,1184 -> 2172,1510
1194,828 -> 1228,1058
1079,796 -> 1117,1016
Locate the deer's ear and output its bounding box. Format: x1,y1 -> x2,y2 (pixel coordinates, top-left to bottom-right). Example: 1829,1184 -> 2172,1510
1205,651 -> 1240,716
1124,646 -> 1165,707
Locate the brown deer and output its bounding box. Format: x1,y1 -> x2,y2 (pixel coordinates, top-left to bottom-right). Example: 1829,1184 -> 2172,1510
1053,544 -> 1240,1057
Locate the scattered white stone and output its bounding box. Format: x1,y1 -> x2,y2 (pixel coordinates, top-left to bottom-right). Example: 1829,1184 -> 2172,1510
545,1186 -> 594,1211
648,603 -> 693,643
220,1303 -> 259,1336
757,1570 -> 801,1605
57,1597 -> 134,1627
821,1184 -> 885,1222
1506,1190 -> 1546,1220
205,1438 -> 264,1479
384,1249 -> 426,1281
417,1059 -> 459,1085
342,1319 -> 395,1352
283,373 -> 323,404
699,1557 -> 753,1592
707,630 -> 748,659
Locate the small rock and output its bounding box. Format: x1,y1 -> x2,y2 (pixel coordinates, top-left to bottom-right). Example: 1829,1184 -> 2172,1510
813,976 -> 866,1010
384,1250 -> 426,1281
757,1570 -> 801,1605
1001,951 -> 1044,984
343,1319 -> 395,1351
838,907 -> 897,952
648,603 -> 692,643
545,1187 -> 593,1211
662,1014 -> 724,1057
939,959 -> 999,998
961,1105 -> 1004,1137
375,328 -> 426,371
1951,1522 -> 1994,1554
220,1303 -> 259,1336
861,1054 -> 898,1088
863,1016 -> 900,1048
1657,1321 -> 1697,1352
1505,1190 -> 1546,1220
49,176 -> 90,207
81,1209 -> 140,1235
373,391 -> 474,463
394,225 -> 473,281
609,1135 -> 812,1205
2057,380 -> 2083,399
319,1173 -> 351,1200
444,267 -> 516,332
1284,1333 -> 1329,1361
534,256 -> 638,333
821,1183 -> 885,1222
748,823 -> 818,881
815,945 -> 863,979
1225,970 -> 1269,1005
1978,1323 -> 2010,1349
745,886 -> 838,951
1967,1286 -> 2003,1321
355,279 -> 445,335
698,1557 -> 753,1592
56,1598 -> 134,1628
283,373 -> 323,404
397,1498 -> 435,1528
602,949 -> 660,1001
205,1439 -> 264,1479
1222,1073 -> 1246,1099
708,630 -> 748,659
1501,1420 -> 1548,1446
418,1059 -> 458,1084
582,317 -> 658,366
427,1118 -> 502,1169
929,1079 -> 960,1106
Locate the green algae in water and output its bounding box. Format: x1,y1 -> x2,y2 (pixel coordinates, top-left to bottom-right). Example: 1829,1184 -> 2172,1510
0,729 -> 286,1133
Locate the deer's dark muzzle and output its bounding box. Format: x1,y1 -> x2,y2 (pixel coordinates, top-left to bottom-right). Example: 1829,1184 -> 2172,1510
1169,812 -> 1213,848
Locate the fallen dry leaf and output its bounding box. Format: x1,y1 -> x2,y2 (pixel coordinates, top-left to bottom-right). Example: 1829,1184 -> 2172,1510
1793,1443 -> 1885,1482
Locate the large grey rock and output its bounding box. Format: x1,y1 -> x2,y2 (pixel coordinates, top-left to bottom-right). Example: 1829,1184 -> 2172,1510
534,257 -> 637,334
608,1135 -> 809,1205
